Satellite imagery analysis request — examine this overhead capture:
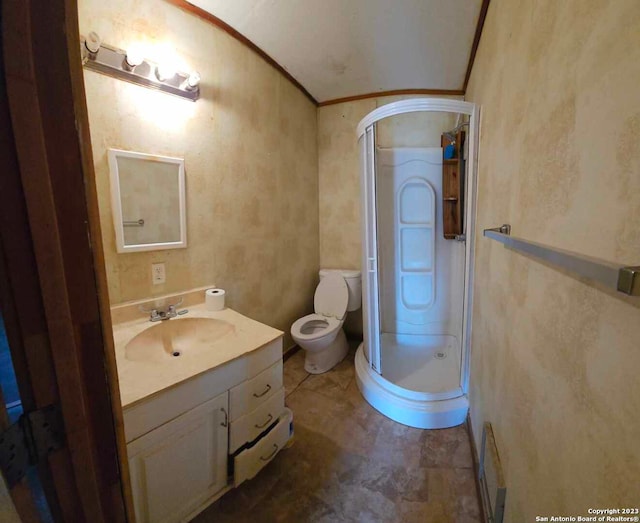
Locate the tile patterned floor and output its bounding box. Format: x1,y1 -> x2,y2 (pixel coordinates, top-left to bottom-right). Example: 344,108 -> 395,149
194,342 -> 481,523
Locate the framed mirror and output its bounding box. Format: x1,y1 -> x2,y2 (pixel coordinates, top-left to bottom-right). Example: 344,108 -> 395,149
108,148 -> 187,253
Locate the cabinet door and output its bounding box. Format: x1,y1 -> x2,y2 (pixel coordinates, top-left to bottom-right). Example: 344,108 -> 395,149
127,391 -> 229,523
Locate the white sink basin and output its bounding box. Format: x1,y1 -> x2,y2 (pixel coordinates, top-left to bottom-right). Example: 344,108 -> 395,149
125,317 -> 235,362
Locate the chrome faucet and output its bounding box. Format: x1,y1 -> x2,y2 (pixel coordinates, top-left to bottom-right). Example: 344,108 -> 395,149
140,298 -> 189,322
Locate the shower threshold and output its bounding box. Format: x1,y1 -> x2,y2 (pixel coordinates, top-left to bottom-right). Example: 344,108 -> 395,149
355,342 -> 468,429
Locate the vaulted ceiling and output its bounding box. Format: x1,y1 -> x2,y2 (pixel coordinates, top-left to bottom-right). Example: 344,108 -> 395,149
186,0 -> 484,103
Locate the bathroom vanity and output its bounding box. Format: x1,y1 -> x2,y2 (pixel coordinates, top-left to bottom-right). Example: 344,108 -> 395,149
111,296 -> 291,523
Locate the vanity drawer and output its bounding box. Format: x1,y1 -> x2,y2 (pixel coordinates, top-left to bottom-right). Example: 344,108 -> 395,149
229,360 -> 283,421
233,408 -> 293,487
229,387 -> 285,453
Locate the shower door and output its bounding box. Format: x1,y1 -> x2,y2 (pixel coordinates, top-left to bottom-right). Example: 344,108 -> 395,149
359,125 -> 381,372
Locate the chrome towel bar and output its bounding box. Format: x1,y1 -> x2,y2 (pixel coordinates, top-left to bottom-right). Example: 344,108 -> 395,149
123,219 -> 145,227
484,224 -> 639,297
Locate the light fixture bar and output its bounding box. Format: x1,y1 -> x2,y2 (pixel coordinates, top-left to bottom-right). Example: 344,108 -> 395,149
81,37 -> 199,102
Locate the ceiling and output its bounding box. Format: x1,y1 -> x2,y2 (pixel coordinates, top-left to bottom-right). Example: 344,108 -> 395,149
186,0 -> 483,103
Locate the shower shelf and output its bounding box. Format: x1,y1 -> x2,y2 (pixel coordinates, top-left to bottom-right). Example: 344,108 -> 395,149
441,130 -> 465,239
484,225 -> 640,297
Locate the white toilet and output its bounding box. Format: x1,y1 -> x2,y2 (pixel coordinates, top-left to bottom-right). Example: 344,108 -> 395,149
291,269 -> 361,374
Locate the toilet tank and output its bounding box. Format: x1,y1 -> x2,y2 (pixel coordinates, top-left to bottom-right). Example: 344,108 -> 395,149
319,269 -> 361,311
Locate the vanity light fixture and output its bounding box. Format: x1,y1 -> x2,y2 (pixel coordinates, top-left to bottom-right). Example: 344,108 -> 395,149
81,33 -> 200,102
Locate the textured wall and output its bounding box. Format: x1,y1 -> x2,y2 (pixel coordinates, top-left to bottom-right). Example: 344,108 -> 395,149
79,0 -> 319,348
465,0 -> 640,519
318,99 -> 373,272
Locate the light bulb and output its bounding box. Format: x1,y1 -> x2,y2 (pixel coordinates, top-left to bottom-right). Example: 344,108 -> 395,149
125,43 -> 145,68
156,63 -> 176,82
186,71 -> 201,90
84,31 -> 101,54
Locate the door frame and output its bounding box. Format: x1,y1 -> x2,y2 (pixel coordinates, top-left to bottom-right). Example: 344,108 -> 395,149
1,0 -> 133,520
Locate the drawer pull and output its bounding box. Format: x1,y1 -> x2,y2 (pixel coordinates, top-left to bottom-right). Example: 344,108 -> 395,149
220,407 -> 228,428
254,413 -> 274,429
259,443 -> 278,462
252,384 -> 271,398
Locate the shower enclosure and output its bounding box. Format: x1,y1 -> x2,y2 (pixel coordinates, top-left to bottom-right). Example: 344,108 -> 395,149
355,99 -> 478,429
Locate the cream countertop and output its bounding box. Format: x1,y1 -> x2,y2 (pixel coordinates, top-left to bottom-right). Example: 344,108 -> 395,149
112,303 -> 283,408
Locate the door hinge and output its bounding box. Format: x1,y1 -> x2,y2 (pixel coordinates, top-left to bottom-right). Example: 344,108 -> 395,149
0,404 -> 65,487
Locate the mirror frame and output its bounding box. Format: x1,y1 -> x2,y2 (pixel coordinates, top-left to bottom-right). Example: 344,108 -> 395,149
107,148 -> 187,253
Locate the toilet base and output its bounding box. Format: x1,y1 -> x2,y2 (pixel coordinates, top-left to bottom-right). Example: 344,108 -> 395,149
303,329 -> 348,374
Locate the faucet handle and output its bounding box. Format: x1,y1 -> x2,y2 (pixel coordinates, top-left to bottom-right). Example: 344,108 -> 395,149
166,298 -> 184,313
168,301 -> 188,317
138,303 -> 163,322
139,297 -> 183,313
139,303 -> 157,314
168,297 -> 184,308
139,297 -> 185,321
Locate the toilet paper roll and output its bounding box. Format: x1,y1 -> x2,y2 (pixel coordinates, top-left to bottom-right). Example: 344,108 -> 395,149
205,288 -> 226,311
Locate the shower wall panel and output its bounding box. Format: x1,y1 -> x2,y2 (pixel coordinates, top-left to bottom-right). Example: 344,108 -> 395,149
376,148 -> 465,338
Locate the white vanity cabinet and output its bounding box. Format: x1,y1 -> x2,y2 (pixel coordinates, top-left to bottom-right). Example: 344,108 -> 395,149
122,337 -> 290,523
127,392 -> 229,523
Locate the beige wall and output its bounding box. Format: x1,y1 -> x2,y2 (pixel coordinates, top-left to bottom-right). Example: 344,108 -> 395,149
466,0 -> 640,519
79,0 -> 319,348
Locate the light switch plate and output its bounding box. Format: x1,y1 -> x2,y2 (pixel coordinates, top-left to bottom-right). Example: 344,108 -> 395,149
151,263 -> 166,285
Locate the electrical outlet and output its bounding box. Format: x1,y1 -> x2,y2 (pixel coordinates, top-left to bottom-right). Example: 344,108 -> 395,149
151,263 -> 166,285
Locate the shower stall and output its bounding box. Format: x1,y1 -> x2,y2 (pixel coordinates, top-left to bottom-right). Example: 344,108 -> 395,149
354,98 -> 478,429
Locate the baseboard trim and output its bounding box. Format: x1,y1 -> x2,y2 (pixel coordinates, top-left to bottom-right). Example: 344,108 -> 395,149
283,344 -> 301,362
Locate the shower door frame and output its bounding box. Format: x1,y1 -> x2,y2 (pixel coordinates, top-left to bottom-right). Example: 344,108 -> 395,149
357,98 -> 479,397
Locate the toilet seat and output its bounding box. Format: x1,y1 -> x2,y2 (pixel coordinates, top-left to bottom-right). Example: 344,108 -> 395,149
291,314 -> 341,342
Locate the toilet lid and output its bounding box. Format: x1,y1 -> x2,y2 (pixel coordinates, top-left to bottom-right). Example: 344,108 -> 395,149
314,273 -> 348,319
